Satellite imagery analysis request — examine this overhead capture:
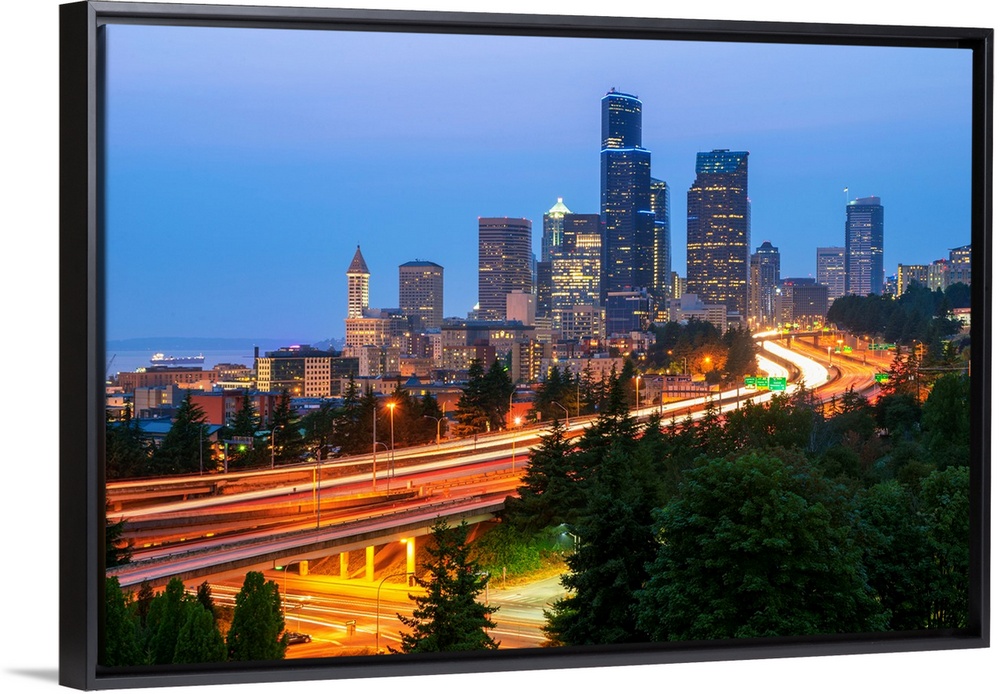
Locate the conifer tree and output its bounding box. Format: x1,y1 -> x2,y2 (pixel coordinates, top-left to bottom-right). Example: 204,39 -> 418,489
397,520 -> 498,653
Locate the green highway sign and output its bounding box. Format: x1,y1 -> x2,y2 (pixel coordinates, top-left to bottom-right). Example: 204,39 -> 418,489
868,343 -> 897,351
875,373 -> 890,384
744,377 -> 757,388
756,376 -> 769,388
842,346 -> 853,353
768,377 -> 787,391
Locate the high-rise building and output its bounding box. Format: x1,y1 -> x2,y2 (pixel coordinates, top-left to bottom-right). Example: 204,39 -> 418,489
844,196 -> 884,297
399,260 -> 444,331
542,198 -> 572,263
650,177 -> 671,306
775,278 -> 829,328
600,89 -> 656,302
478,217 -> 533,321
949,244 -> 972,286
346,245 -> 370,319
816,246 -> 846,308
897,263 -> 929,296
749,241 -> 780,328
686,149 -> 750,319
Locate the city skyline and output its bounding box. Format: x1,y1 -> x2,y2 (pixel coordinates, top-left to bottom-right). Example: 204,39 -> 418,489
103,23 -> 972,342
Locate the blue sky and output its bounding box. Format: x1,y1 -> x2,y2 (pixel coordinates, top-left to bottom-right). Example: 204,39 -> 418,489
103,23 -> 972,342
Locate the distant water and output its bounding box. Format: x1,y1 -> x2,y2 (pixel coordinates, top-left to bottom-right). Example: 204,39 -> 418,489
106,350 -> 255,379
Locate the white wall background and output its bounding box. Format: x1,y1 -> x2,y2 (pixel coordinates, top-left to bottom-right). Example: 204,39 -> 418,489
2,2 -> 994,693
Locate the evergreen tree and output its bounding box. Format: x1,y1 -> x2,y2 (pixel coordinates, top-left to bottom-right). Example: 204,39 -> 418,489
103,577 -> 142,667
921,373 -> 970,468
504,418 -> 578,532
106,408 -> 152,479
635,451 -> 888,641
544,446 -> 658,646
397,520 -> 498,653
145,578 -> 190,665
227,571 -> 287,661
150,393 -> 209,475
454,360 -> 490,436
920,466 -> 970,628
269,388 -> 304,464
106,505 -> 132,568
173,600 -> 227,664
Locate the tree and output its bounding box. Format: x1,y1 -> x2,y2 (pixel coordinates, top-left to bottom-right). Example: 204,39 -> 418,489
145,578 -> 190,665
227,571 -> 287,661
106,408 -> 151,479
269,388 -> 304,464
544,446 -> 659,646
635,451 -> 888,641
150,392 -> 209,475
453,360 -> 490,436
173,600 -> 227,664
920,466 -> 970,628
504,418 -> 579,532
921,373 -> 970,468
106,504 -> 132,568
397,520 -> 498,653
102,577 -> 142,667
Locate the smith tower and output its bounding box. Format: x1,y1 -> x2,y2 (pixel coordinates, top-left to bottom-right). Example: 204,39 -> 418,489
600,89 -> 655,303
686,149 -> 750,319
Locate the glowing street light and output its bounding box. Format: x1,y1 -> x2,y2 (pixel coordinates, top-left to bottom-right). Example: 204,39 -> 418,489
511,416 -> 521,472
387,401 -> 396,489
634,374 -> 642,411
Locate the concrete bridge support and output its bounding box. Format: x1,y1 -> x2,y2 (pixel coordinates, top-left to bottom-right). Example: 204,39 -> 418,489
366,545 -> 375,582
339,552 -> 349,579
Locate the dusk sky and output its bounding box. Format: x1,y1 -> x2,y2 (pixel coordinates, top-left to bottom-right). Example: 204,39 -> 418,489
103,23 -> 973,343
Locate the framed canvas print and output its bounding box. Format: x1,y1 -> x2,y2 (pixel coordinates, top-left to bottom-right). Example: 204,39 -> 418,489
58,0 -> 991,690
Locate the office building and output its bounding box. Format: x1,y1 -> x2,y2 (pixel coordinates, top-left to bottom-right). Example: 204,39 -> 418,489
478,217 -> 533,321
542,197 -> 572,263
844,196 -> 884,296
600,89 -> 656,302
650,177 -> 670,305
399,260 -> 444,331
949,244 -> 972,286
775,278 -> 829,328
816,246 -> 846,308
897,263 -> 930,296
606,288 -> 654,336
749,241 -> 780,328
686,149 -> 750,319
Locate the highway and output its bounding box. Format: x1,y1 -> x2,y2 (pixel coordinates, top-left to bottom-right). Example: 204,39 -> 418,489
106,335 -> 885,657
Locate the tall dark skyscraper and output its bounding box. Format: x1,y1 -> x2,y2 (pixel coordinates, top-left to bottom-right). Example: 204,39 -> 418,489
845,196 -> 885,297
749,241 -> 780,327
477,217 -> 533,321
600,89 -> 655,303
541,197 -> 571,263
686,149 -> 750,319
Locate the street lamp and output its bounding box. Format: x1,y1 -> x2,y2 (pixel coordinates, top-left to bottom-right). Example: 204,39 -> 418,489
634,374 -> 642,411
375,570 -> 413,653
270,424 -> 282,469
387,401 -> 396,489
511,416 -> 521,472
423,415 -> 445,445
553,401 -> 569,428
373,442 -> 389,492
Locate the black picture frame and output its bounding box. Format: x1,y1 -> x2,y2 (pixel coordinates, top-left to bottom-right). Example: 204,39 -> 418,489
58,1 -> 991,690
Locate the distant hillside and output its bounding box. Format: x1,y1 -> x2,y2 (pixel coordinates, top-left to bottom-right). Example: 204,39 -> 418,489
107,336 -> 347,352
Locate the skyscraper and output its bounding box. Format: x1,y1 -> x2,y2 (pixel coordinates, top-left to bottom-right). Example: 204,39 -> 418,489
600,89 -> 655,302
650,177 -> 671,305
686,149 -> 750,319
816,246 -> 846,309
478,217 -> 533,321
541,197 -> 572,263
844,196 -> 885,297
749,241 -> 780,327
399,260 -> 444,331
346,245 -> 370,319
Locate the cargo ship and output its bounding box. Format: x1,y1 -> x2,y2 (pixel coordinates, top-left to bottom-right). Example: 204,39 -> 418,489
150,352 -> 205,366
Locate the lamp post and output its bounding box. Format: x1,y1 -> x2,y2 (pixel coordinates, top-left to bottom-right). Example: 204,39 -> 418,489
375,571 -> 413,653
508,390 -> 515,429
270,424 -> 282,469
423,415 -> 445,445
634,374 -> 642,412
387,401 -> 396,490
373,442 -> 389,492
553,401 -> 568,429
511,416 -> 521,472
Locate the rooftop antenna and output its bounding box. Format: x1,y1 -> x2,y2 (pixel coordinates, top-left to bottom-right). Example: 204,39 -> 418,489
843,186 -> 849,205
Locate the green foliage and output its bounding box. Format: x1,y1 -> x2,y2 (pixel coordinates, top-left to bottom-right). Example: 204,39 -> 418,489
397,520 -> 498,653
544,447 -> 659,646
920,467 -> 970,628
102,577 -> 142,667
470,522 -> 549,577
150,392 -> 209,475
504,418 -> 581,532
105,409 -> 152,479
173,601 -> 227,663
105,505 -> 132,568
269,389 -> 305,463
921,373 -> 970,468
227,571 -> 287,661
454,359 -> 514,435
635,451 -> 888,641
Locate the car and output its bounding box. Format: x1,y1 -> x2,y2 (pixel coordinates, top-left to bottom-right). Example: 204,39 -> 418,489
285,632 -> 312,645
